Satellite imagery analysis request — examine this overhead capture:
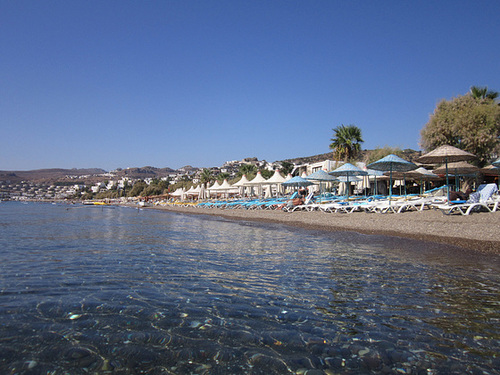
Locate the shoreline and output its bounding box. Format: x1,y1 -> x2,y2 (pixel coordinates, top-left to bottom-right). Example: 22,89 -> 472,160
147,205 -> 500,254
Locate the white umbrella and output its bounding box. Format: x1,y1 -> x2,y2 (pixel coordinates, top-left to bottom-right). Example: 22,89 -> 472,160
198,184 -> 206,200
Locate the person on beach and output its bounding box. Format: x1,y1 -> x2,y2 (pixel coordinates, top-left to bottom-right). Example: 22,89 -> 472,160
298,187 -> 308,199
449,187 -> 472,201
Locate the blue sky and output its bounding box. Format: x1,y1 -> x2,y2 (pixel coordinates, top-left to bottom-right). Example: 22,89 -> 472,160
2,1 -> 499,171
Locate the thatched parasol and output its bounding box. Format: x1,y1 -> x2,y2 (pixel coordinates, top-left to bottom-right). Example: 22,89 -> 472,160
417,145 -> 476,201
433,161 -> 479,176
417,145 -> 476,164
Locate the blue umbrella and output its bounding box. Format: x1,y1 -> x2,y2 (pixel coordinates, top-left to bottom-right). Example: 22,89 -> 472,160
328,163 -> 367,199
305,169 -> 337,182
368,154 -> 417,201
281,176 -> 314,187
305,170 -> 337,201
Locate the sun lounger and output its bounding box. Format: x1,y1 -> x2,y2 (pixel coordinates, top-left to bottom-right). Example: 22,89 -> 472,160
431,183 -> 499,215
283,191 -> 315,212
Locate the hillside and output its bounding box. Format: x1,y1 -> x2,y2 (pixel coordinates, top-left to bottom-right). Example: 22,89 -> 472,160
0,168 -> 107,183
1,149 -> 422,184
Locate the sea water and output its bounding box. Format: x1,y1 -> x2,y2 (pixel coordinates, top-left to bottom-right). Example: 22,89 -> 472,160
0,202 -> 498,374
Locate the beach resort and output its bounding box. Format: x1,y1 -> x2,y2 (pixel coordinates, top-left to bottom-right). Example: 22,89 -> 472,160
135,145 -> 500,254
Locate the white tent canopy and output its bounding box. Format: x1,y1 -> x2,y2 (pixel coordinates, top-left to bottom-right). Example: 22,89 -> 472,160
233,175 -> 251,196
245,171 -> 268,185
233,175 -> 250,187
208,181 -> 221,190
185,185 -> 201,197
262,170 -> 287,196
264,170 -> 286,184
170,187 -> 185,200
245,171 -> 269,196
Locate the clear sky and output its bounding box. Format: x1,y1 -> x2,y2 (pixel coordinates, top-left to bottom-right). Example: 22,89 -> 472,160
2,1 -> 499,171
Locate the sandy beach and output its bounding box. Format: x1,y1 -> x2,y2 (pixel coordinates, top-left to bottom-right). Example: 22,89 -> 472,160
148,205 -> 500,254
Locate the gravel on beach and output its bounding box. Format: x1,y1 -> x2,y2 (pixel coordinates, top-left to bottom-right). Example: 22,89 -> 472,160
148,205 -> 500,254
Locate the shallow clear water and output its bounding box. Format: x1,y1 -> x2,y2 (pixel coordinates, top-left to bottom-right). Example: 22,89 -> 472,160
0,202 -> 498,374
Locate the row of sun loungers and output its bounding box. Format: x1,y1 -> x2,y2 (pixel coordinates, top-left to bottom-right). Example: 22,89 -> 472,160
160,184 -> 499,216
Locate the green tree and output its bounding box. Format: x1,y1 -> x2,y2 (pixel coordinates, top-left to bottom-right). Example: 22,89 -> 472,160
200,168 -> 214,187
329,124 -> 364,161
128,181 -> 147,197
141,184 -> 164,197
470,85 -> 499,101
217,172 -> 230,183
279,161 -> 294,176
259,168 -> 273,179
420,93 -> 500,166
156,179 -> 169,192
365,146 -> 404,165
238,164 -> 258,178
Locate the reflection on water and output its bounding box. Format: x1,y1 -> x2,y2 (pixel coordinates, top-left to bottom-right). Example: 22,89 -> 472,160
0,202 -> 498,374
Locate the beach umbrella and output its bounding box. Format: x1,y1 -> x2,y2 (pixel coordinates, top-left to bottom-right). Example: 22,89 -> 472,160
305,169 -> 337,182
417,145 -> 476,201
413,167 -> 439,194
381,168 -> 438,196
264,185 -> 272,198
328,163 -> 367,199
305,170 -> 337,200
281,176 -> 313,196
433,161 -> 479,193
336,175 -> 362,182
368,154 -> 417,201
198,184 -> 206,200
482,164 -> 500,189
281,176 -> 314,187
492,158 -> 500,168
433,161 -> 479,176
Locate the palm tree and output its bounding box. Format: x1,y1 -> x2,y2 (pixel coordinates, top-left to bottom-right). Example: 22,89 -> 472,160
329,124 -> 364,161
470,85 -> 499,100
216,172 -> 230,183
199,168 -> 214,188
238,164 -> 257,178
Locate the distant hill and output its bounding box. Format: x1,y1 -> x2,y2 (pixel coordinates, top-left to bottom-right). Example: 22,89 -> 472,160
112,166 -> 176,178
0,168 -> 107,183
0,166 -> 183,184
1,149 -> 422,184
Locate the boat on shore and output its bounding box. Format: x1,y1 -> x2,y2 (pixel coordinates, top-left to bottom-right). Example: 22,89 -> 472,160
82,201 -> 109,206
